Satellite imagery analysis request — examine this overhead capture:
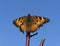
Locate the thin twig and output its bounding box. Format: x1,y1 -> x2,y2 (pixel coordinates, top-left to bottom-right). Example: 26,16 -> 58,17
40,38 -> 45,46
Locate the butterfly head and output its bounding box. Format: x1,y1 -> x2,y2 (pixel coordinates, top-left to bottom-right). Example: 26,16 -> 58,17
27,14 -> 31,22
28,13 -> 31,17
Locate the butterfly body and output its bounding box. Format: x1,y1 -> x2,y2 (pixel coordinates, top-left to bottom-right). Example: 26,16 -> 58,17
13,14 -> 49,33
26,14 -> 32,28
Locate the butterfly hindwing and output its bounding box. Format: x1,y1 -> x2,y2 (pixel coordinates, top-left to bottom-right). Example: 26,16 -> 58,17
20,21 -> 27,32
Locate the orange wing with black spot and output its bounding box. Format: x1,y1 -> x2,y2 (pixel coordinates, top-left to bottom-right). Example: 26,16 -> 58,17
13,16 -> 27,32
30,16 -> 49,32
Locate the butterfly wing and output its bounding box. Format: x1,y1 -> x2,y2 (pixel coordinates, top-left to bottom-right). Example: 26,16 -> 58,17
13,16 -> 27,33
13,15 -> 49,33
30,16 -> 49,32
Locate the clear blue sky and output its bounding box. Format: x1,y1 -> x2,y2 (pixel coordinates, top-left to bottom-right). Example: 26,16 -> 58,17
0,0 -> 60,46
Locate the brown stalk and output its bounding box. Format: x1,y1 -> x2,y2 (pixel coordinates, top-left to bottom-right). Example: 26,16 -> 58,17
25,32 -> 45,46
25,32 -> 38,46
40,38 -> 45,46
26,32 -> 30,46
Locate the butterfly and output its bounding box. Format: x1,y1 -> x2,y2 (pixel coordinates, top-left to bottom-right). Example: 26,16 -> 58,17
13,14 -> 49,33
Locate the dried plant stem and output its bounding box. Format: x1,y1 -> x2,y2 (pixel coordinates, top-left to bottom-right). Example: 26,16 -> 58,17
40,38 -> 45,46
25,32 -> 45,46
26,32 -> 38,46
26,32 -> 30,46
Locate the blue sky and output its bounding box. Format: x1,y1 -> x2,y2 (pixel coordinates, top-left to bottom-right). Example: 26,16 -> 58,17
0,0 -> 60,46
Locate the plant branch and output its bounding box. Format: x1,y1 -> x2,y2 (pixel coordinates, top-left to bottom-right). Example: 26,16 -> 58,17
26,32 -> 38,46
25,32 -> 45,46
26,32 -> 30,46
40,38 -> 45,46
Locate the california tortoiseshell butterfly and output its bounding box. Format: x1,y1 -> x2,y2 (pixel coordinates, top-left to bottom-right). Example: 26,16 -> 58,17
13,14 -> 49,33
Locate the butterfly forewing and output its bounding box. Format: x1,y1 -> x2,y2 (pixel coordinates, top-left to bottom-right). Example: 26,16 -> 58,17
13,16 -> 27,27
32,16 -> 49,26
